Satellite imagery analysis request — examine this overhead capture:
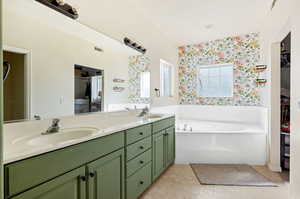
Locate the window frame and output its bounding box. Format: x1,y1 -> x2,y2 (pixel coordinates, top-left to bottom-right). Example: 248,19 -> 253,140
160,59 -> 173,97
140,71 -> 151,98
196,63 -> 234,98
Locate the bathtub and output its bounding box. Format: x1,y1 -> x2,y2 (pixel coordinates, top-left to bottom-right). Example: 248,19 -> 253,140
151,105 -> 268,165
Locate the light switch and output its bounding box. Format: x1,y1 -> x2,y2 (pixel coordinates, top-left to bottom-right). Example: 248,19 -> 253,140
60,96 -> 64,104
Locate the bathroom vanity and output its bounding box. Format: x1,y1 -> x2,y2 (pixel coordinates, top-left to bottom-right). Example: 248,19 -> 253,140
3,115 -> 175,199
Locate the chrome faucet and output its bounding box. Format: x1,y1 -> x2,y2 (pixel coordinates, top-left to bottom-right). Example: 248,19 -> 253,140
138,106 -> 149,117
125,105 -> 137,112
42,118 -> 61,135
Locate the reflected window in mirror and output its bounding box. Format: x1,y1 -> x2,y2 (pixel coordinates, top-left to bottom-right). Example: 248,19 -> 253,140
196,63 -> 233,97
140,72 -> 150,98
160,60 -> 173,97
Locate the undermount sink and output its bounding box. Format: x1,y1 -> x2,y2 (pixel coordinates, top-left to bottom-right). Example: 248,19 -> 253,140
144,114 -> 164,119
13,127 -> 99,146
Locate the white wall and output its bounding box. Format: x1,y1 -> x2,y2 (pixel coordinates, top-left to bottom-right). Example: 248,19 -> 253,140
66,0 -> 179,107
259,0 -> 292,172
3,1 -> 134,119
290,0 -> 300,198
260,0 -> 300,198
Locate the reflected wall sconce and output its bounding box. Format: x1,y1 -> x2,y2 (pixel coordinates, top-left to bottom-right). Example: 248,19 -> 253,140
35,0 -> 79,19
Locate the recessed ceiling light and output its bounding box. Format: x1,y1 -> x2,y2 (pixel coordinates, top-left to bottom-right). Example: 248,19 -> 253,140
204,24 -> 214,29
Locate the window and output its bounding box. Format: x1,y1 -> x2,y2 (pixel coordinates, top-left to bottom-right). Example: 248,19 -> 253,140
160,60 -> 173,97
140,72 -> 150,98
197,63 -> 233,97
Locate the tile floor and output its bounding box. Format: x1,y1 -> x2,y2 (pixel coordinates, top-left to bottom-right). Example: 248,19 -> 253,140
141,165 -> 289,199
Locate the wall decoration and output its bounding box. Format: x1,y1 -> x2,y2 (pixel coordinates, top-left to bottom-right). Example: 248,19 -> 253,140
255,65 -> 267,87
113,86 -> 125,92
178,33 -> 261,106
128,55 -> 151,104
113,78 -> 126,83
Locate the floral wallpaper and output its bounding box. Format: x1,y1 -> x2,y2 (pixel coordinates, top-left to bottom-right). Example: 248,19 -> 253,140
128,55 -> 151,104
178,33 -> 261,106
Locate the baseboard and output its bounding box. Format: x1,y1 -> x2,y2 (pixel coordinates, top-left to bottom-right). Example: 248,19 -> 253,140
268,162 -> 282,172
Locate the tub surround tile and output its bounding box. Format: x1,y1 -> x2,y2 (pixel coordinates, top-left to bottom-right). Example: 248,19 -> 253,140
3,111 -> 174,164
178,33 -> 261,106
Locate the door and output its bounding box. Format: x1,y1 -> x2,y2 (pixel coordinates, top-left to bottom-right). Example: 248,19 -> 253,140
11,167 -> 86,199
165,126 -> 175,167
87,149 -> 125,199
152,130 -> 165,180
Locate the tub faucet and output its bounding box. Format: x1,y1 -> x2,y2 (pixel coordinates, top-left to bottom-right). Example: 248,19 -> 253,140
42,118 -> 60,135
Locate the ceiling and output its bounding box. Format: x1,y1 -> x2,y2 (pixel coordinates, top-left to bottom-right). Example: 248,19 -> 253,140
67,0 -> 273,46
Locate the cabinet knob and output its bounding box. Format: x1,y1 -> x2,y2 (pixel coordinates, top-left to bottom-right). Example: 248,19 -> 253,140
140,160 -> 144,164
139,146 -> 144,150
89,172 -> 95,178
139,132 -> 144,135
80,176 -> 87,181
140,181 -> 144,185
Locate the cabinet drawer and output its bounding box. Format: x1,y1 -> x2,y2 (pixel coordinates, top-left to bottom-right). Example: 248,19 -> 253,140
126,124 -> 151,145
152,117 -> 175,134
5,132 -> 124,198
126,163 -> 152,199
126,136 -> 152,161
127,149 -> 152,177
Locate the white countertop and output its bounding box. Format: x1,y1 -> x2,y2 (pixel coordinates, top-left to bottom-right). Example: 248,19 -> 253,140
3,111 -> 174,164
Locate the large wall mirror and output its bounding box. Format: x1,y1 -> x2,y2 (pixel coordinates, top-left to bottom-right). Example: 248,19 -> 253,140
2,0 -> 145,123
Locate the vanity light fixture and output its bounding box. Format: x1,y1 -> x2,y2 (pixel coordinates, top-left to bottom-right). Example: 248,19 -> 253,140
124,37 -> 147,54
35,0 -> 79,19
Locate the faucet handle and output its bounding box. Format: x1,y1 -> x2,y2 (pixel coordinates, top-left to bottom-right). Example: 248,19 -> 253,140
52,118 -> 60,126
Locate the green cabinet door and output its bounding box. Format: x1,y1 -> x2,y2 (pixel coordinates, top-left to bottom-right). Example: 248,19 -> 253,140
165,127 -> 175,167
11,167 -> 86,199
152,130 -> 165,180
87,149 -> 125,199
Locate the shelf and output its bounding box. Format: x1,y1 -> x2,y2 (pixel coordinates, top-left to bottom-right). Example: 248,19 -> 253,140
281,132 -> 290,136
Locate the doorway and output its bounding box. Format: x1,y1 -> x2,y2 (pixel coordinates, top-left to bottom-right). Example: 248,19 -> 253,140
280,33 -> 291,176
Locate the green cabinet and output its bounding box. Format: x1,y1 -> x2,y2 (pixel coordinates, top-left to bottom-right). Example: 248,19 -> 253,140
165,126 -> 175,167
11,167 -> 86,199
5,116 -> 176,199
152,126 -> 175,181
152,131 -> 165,180
87,149 -> 125,199
10,149 -> 125,199
126,163 -> 152,199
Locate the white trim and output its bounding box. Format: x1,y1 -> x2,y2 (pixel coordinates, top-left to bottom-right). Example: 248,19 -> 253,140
197,63 -> 234,69
196,63 -> 234,98
269,19 -> 291,174
3,45 -> 32,120
268,162 -> 282,172
3,45 -> 30,54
